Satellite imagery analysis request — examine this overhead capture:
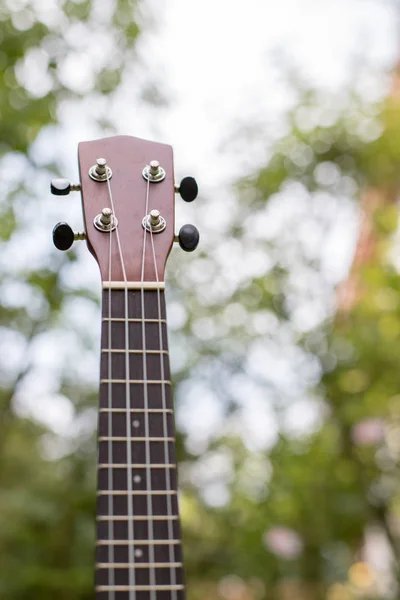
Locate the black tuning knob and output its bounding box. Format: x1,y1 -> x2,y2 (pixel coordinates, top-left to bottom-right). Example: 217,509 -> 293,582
177,176 -> 198,202
178,224 -> 200,252
53,222 -> 75,250
51,178 -> 71,195
53,222 -> 86,251
50,178 -> 81,196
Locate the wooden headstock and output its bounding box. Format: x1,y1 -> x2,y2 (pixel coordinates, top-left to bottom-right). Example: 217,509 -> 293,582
79,135 -> 175,283
51,135 -> 199,283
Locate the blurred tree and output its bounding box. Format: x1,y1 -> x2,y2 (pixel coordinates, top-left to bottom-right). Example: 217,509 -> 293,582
168,73 -> 400,600
1,3 -> 400,600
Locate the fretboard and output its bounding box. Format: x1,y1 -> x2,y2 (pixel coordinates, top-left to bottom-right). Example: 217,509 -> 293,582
95,289 -> 185,600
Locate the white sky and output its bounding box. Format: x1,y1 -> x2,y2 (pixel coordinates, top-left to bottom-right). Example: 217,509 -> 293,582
139,0 -> 398,183
48,0 -> 399,185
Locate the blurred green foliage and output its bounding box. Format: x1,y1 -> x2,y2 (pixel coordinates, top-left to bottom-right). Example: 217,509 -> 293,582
165,90 -> 400,599
1,3 -> 400,600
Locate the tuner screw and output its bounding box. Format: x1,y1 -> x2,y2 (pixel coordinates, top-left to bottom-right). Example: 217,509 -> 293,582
178,224 -> 200,252
52,222 -> 86,251
94,207 -> 118,232
96,158 -> 106,176
150,160 -> 160,176
100,207 -> 112,226
175,176 -> 198,202
150,209 -> 161,227
142,209 -> 166,233
50,178 -> 81,196
89,157 -> 112,182
142,160 -> 166,183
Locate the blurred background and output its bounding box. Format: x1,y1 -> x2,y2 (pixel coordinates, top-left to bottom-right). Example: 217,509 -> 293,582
1,0 -> 400,598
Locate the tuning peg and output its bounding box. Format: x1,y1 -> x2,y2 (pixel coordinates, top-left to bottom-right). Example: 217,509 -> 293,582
52,222 -> 86,251
50,178 -> 81,196
177,224 -> 200,252
175,176 -> 198,202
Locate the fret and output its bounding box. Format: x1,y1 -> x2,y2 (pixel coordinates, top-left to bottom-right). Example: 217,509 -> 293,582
96,585 -> 184,592
98,440 -> 176,465
96,540 -> 183,563
99,412 -> 175,439
96,590 -> 184,598
102,289 -> 167,319
101,352 -> 170,380
99,382 -> 173,411
103,318 -> 167,323
99,437 -> 174,442
100,379 -> 171,385
97,494 -> 178,516
99,408 -> 173,413
97,515 -> 179,521
97,518 -> 180,541
102,349 -> 169,354
95,591 -> 184,600
95,565 -> 185,592
95,567 -> 184,592
99,464 -> 176,469
98,464 -> 178,491
97,490 -> 177,496
96,562 -> 182,568
101,322 -> 168,351
97,540 -> 181,546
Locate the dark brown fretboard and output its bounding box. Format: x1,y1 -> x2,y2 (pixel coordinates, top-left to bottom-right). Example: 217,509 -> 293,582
95,289 -> 185,600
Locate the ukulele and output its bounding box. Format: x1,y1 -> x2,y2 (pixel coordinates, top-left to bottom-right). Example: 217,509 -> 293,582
51,135 -> 199,599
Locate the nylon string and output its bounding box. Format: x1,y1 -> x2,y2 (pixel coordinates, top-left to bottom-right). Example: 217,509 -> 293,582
140,176 -> 157,600
105,176 -> 136,599
149,225 -> 178,600
106,193 -> 114,599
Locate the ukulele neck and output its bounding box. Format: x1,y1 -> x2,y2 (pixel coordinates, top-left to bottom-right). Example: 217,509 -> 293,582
95,287 -> 185,598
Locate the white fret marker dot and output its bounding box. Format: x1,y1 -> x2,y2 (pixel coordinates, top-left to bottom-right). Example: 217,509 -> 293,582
134,548 -> 143,558
133,420 -> 140,428
133,475 -> 141,483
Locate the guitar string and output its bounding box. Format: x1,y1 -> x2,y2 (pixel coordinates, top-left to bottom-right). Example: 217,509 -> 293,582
105,175 -> 136,599
106,188 -> 115,600
140,176 -> 157,600
149,223 -> 178,600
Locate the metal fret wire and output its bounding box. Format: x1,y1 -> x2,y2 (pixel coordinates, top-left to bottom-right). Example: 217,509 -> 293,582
106,174 -> 135,599
149,218 -> 178,600
140,176 -> 157,600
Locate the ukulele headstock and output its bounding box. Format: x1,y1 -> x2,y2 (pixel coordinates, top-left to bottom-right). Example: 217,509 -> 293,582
51,135 -> 199,283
